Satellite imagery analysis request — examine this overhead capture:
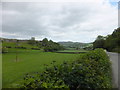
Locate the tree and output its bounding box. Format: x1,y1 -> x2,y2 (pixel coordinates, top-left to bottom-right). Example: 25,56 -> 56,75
42,38 -> 48,47
41,38 -> 64,52
104,28 -> 120,52
93,35 -> 105,49
93,28 -> 120,53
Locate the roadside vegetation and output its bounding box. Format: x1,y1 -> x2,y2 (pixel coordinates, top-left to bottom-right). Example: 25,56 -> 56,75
20,49 -> 112,89
93,28 -> 120,53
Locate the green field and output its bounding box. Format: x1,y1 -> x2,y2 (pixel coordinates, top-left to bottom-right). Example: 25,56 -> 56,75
57,49 -> 88,52
2,49 -> 80,88
2,41 -> 39,49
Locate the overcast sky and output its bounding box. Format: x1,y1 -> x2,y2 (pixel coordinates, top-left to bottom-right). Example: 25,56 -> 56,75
1,0 -> 118,43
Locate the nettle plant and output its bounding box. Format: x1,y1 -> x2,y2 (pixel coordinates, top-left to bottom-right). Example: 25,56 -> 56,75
21,49 -> 112,89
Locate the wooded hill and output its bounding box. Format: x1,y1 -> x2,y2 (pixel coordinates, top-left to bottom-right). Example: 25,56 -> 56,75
58,41 -> 93,50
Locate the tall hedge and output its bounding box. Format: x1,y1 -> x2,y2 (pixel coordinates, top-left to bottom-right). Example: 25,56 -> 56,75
20,49 -> 112,89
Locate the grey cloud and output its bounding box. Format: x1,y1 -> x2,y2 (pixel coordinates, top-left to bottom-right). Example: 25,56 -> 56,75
47,5 -> 92,28
2,2 -> 117,42
2,2 -> 50,37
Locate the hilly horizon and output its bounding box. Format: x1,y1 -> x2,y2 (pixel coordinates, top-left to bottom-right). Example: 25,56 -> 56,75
1,37 -> 92,44
58,41 -> 93,49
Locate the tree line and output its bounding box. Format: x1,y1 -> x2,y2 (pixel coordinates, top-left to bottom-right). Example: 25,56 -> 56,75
93,28 -> 120,53
28,38 -> 64,52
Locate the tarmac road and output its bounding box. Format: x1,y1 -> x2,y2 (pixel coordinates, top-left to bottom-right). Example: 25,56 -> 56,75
107,52 -> 119,89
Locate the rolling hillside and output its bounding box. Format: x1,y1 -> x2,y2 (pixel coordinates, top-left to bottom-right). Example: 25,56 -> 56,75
58,41 -> 93,49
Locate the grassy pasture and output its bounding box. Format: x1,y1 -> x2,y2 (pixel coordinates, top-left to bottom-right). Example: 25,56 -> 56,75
2,49 -> 80,88
2,41 -> 39,49
56,49 -> 88,52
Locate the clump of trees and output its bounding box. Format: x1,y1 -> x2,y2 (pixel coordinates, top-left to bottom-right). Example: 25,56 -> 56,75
41,38 -> 64,52
93,35 -> 106,49
93,28 -> 120,53
28,37 -> 64,52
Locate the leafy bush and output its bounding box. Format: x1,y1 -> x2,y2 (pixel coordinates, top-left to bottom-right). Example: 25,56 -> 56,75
20,49 -> 112,89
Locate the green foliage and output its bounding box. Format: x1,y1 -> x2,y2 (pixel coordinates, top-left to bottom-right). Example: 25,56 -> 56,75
93,28 -> 120,53
42,38 -> 49,47
21,49 -> 112,89
104,28 -> 120,52
93,35 -> 105,49
22,72 -> 68,88
42,39 -> 64,52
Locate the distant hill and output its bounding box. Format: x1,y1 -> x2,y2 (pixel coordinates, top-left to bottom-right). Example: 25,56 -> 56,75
1,38 -> 40,50
58,41 -> 93,49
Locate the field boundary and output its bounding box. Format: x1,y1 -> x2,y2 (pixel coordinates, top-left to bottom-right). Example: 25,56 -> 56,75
54,52 -> 87,54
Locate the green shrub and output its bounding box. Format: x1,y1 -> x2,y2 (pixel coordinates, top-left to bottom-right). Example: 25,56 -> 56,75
20,49 -> 112,89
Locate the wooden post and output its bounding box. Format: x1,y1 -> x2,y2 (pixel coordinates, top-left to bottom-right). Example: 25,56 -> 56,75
16,40 -> 18,62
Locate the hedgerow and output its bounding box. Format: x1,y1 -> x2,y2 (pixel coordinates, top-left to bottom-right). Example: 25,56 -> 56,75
20,49 -> 112,89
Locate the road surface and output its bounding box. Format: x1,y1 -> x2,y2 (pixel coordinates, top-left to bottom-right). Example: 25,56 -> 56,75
107,52 -> 119,89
